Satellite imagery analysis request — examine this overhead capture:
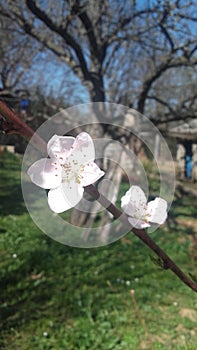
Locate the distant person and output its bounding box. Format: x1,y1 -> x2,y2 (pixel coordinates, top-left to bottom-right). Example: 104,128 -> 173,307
184,140 -> 193,179
20,99 -> 30,117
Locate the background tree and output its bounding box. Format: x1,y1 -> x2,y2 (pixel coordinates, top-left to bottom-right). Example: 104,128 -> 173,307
0,0 -> 196,114
0,14 -> 40,98
146,66 -> 197,123
0,0 -> 196,230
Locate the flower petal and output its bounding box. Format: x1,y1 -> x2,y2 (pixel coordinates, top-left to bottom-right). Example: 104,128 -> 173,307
128,217 -> 151,229
27,158 -> 62,189
147,198 -> 168,225
47,181 -> 84,213
121,186 -> 147,217
70,132 -> 95,164
80,162 -> 105,187
47,134 -> 75,164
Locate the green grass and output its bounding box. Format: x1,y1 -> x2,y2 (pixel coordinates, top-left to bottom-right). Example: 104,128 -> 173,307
0,152 -> 197,350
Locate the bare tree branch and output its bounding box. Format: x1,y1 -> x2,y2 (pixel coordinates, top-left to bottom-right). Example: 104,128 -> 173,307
25,0 -> 90,80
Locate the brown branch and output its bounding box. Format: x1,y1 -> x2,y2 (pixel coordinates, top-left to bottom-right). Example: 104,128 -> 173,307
0,100 -> 46,153
85,184 -> 197,292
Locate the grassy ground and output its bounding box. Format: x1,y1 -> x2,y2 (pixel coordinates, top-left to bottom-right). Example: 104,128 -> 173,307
0,152 -> 197,350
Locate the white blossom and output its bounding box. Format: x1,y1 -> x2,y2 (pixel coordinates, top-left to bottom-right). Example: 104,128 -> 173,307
121,186 -> 167,229
28,132 -> 104,213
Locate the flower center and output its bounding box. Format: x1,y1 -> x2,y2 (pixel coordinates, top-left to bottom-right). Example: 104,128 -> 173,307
62,159 -> 85,184
133,204 -> 150,223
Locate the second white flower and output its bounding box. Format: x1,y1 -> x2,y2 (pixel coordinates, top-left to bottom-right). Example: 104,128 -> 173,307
121,186 -> 167,229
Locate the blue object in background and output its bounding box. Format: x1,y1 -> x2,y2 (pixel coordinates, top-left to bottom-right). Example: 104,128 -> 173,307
20,99 -> 30,112
184,141 -> 193,179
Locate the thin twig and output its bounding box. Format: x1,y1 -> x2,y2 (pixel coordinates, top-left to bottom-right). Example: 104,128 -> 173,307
0,100 -> 47,153
130,289 -> 150,338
